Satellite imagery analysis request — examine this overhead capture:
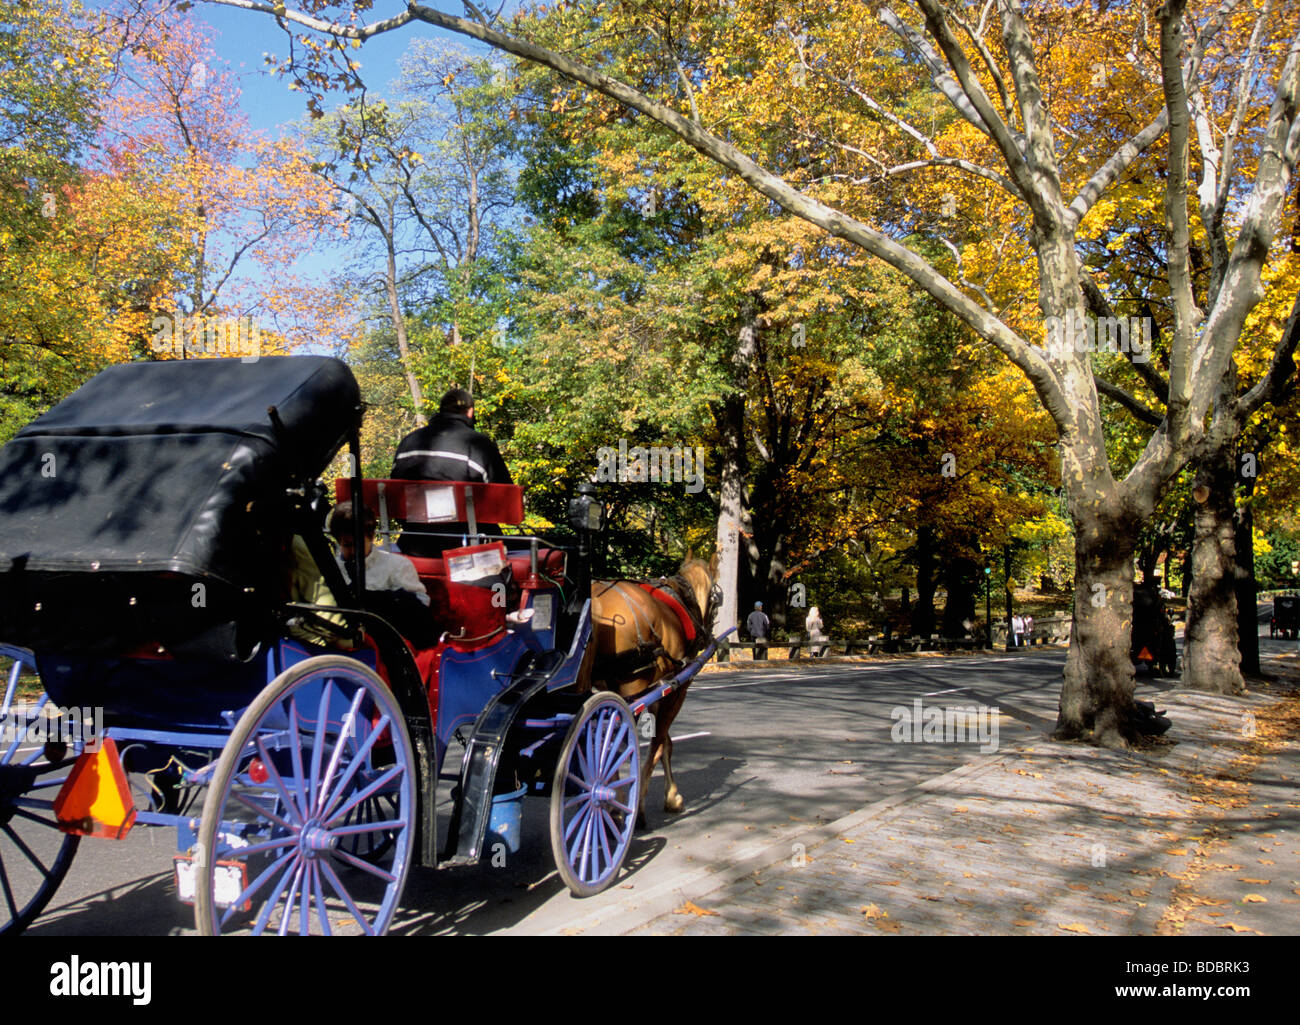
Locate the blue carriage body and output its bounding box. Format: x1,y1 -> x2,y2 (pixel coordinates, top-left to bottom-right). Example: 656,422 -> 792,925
0,355 -> 718,934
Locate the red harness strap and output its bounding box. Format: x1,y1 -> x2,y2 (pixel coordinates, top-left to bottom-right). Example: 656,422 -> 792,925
635,581 -> 697,644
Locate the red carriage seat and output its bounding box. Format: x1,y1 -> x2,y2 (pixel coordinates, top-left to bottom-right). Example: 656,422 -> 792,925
333,480 -> 566,646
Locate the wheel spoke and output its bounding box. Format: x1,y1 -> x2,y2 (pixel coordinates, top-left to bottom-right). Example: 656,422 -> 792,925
230,788 -> 297,834
308,681 -> 334,812
10,806 -> 62,830
330,848 -> 397,883
286,698 -> 309,816
221,846 -> 294,924
0,847 -> 20,921
315,688 -> 365,817
595,808 -> 614,871
229,848 -> 297,933
329,817 -> 407,838
298,860 -> 311,936
318,857 -> 375,936
595,709 -> 616,774
324,763 -> 405,828
231,833 -> 298,859
599,718 -> 630,779
563,798 -> 592,844
311,860 -> 331,937
1,822 -> 50,877
577,808 -> 594,882
573,740 -> 591,787
319,713 -> 390,822
278,861 -> 307,937
601,734 -> 633,780
254,736 -> 304,825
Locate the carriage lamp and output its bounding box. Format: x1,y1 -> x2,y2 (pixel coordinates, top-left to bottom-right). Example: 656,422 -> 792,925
248,758 -> 269,785
568,483 -> 606,532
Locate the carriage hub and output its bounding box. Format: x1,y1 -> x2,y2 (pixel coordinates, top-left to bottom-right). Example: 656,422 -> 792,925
300,822 -> 337,857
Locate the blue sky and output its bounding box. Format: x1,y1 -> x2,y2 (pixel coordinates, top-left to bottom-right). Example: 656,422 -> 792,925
83,1 -> 506,342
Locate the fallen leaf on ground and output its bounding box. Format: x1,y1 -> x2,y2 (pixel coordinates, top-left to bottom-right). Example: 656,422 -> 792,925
1012,918 -> 1035,927
673,901 -> 719,917
1242,894 -> 1268,903
1239,877 -> 1271,884
861,904 -> 888,919
1059,923 -> 1091,934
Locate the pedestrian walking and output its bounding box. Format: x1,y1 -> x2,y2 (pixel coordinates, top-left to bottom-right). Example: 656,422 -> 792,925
746,601 -> 770,660
1011,612 -> 1025,647
806,606 -> 829,657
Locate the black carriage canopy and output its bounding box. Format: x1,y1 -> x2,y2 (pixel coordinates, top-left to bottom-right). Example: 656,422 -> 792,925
0,356 -> 362,658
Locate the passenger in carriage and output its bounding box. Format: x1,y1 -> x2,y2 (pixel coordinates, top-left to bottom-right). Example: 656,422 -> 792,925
329,499 -> 438,648
390,388 -> 513,556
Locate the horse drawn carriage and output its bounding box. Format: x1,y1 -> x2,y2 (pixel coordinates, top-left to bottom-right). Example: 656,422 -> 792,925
0,356 -> 725,935
1270,594 -> 1300,639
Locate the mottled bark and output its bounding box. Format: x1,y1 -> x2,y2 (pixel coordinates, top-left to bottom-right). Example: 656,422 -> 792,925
1055,510 -> 1140,748
1183,459 -> 1245,694
712,315 -> 758,640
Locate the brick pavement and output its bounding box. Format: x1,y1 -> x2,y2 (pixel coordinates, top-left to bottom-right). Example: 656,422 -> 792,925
620,666 -> 1299,936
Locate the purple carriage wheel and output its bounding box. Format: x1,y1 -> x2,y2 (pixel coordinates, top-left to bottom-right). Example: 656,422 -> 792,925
549,692 -> 640,898
194,655 -> 415,935
0,663 -> 82,935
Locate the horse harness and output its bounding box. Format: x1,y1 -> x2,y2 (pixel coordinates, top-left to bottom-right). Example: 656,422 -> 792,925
595,573 -> 711,681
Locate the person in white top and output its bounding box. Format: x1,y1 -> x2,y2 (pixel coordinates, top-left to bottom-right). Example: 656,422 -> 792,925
805,606 -> 828,657
331,502 -> 429,603
329,499 -> 436,648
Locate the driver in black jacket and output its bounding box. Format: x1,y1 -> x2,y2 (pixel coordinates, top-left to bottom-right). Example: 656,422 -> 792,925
390,388 -> 512,556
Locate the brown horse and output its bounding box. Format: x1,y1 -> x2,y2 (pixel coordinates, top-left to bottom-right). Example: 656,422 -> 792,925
585,554 -> 718,828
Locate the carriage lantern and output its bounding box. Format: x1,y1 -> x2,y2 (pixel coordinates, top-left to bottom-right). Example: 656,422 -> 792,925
568,481 -> 606,533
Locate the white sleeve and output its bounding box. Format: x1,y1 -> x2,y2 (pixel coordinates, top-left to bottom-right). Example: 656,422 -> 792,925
392,553 -> 430,605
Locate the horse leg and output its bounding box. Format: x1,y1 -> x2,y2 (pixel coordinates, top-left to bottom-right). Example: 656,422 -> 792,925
655,688 -> 689,814
636,730 -> 665,830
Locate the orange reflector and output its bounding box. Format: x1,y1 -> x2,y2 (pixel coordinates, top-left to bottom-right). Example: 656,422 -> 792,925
1137,647 -> 1153,662
53,737 -> 137,839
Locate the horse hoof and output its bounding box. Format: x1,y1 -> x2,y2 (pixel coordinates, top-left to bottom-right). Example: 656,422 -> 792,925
663,795 -> 685,814
635,813 -> 649,831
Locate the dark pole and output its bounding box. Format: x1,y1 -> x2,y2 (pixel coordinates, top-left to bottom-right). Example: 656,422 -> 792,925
985,566 -> 992,649
1004,544 -> 1014,651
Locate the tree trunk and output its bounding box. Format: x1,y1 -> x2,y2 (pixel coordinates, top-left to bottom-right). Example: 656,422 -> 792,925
940,557 -> 979,637
1054,511 -> 1141,748
1183,457 -> 1245,694
712,314 -> 758,640
382,221 -> 424,417
913,525 -> 937,637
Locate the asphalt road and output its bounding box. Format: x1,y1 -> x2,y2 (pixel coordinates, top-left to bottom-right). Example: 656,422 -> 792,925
17,621 -> 1290,936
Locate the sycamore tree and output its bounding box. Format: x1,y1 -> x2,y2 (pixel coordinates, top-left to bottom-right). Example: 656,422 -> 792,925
304,41 -> 518,418
206,0 -> 1300,749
